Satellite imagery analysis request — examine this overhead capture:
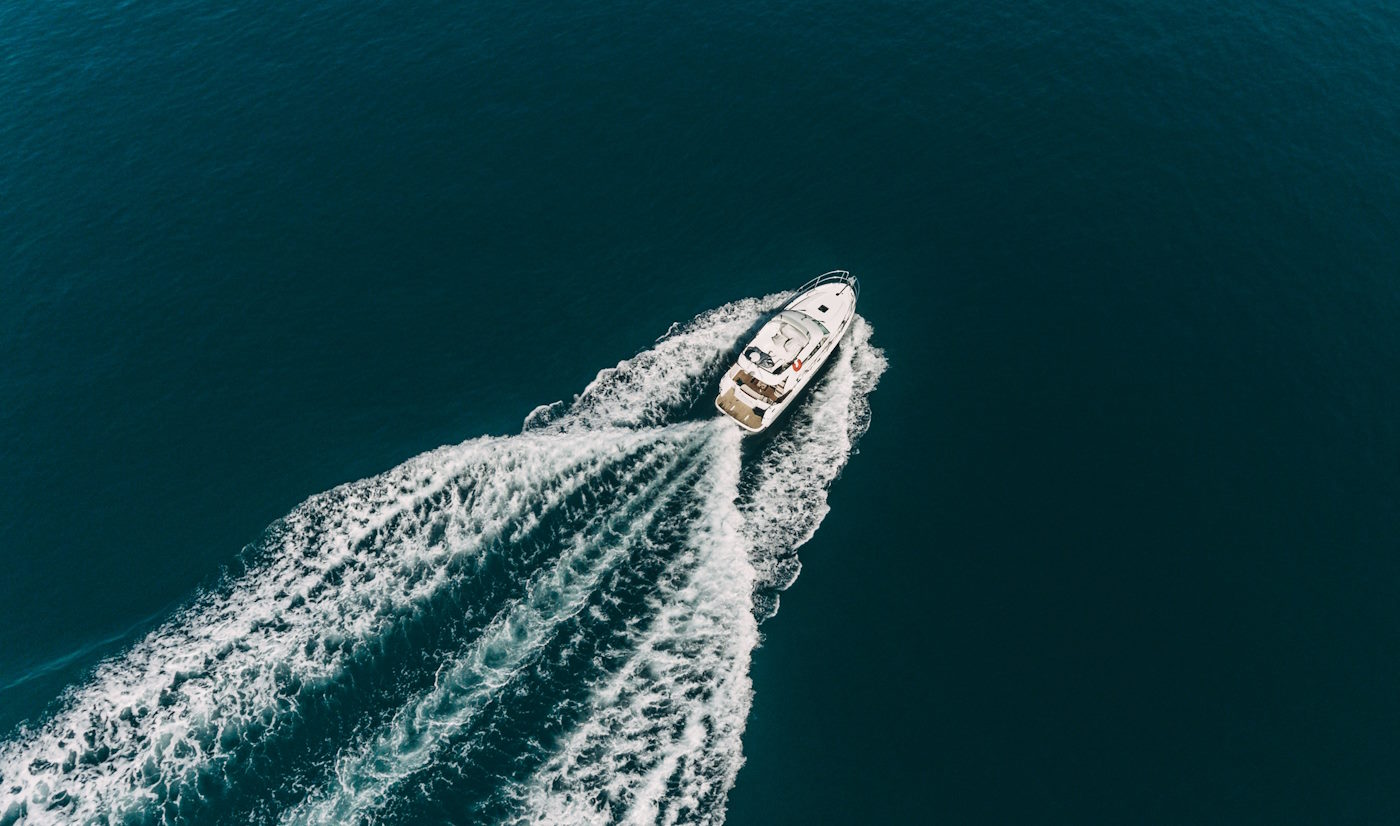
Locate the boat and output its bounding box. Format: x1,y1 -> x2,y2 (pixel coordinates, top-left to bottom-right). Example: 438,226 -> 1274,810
714,271 -> 859,434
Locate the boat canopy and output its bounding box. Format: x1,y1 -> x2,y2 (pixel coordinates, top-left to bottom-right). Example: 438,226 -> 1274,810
767,315 -> 811,359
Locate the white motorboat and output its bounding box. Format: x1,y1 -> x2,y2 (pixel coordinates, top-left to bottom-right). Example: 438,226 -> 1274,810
715,271 -> 859,434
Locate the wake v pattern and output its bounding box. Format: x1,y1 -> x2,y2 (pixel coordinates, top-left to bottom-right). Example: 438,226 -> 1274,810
0,294 -> 886,826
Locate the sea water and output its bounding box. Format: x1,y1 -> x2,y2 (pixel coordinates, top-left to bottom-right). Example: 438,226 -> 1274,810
3,0 -> 1399,823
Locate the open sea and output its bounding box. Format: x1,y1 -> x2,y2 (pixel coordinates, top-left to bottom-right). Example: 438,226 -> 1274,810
2,1 -> 1399,823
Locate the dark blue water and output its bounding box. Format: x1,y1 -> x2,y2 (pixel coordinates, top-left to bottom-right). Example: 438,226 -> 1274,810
3,0 -> 1399,822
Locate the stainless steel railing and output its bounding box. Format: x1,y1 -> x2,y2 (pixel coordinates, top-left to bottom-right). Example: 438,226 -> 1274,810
794,270 -> 859,301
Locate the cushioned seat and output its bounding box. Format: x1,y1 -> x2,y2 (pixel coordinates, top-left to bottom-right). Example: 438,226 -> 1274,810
769,322 -> 809,359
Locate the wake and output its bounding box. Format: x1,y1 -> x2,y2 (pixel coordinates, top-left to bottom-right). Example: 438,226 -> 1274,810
0,293 -> 886,826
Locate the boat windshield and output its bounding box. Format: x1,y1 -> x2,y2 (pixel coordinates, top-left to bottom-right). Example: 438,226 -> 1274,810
744,346 -> 777,370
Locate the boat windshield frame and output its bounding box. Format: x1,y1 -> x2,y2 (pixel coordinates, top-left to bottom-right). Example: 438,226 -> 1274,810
743,345 -> 778,371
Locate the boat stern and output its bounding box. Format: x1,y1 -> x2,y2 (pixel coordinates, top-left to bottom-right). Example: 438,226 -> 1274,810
715,383 -> 768,433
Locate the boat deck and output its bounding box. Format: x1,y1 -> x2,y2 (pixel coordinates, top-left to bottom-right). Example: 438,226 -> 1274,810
717,388 -> 764,430
735,370 -> 786,403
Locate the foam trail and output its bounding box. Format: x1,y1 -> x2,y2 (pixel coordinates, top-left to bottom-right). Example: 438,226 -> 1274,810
0,290 -> 886,826
511,424 -> 753,825
283,423 -> 718,825
0,429 -> 683,824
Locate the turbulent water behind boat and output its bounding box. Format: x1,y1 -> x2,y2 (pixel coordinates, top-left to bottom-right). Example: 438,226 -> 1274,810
0,295 -> 886,825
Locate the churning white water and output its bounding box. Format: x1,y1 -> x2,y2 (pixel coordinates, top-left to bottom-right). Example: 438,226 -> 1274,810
0,294 -> 885,826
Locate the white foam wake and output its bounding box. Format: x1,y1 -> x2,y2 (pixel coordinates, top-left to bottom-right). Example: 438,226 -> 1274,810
0,429 -> 677,824
511,426 -> 754,825
282,422 -> 726,825
0,292 -> 886,826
